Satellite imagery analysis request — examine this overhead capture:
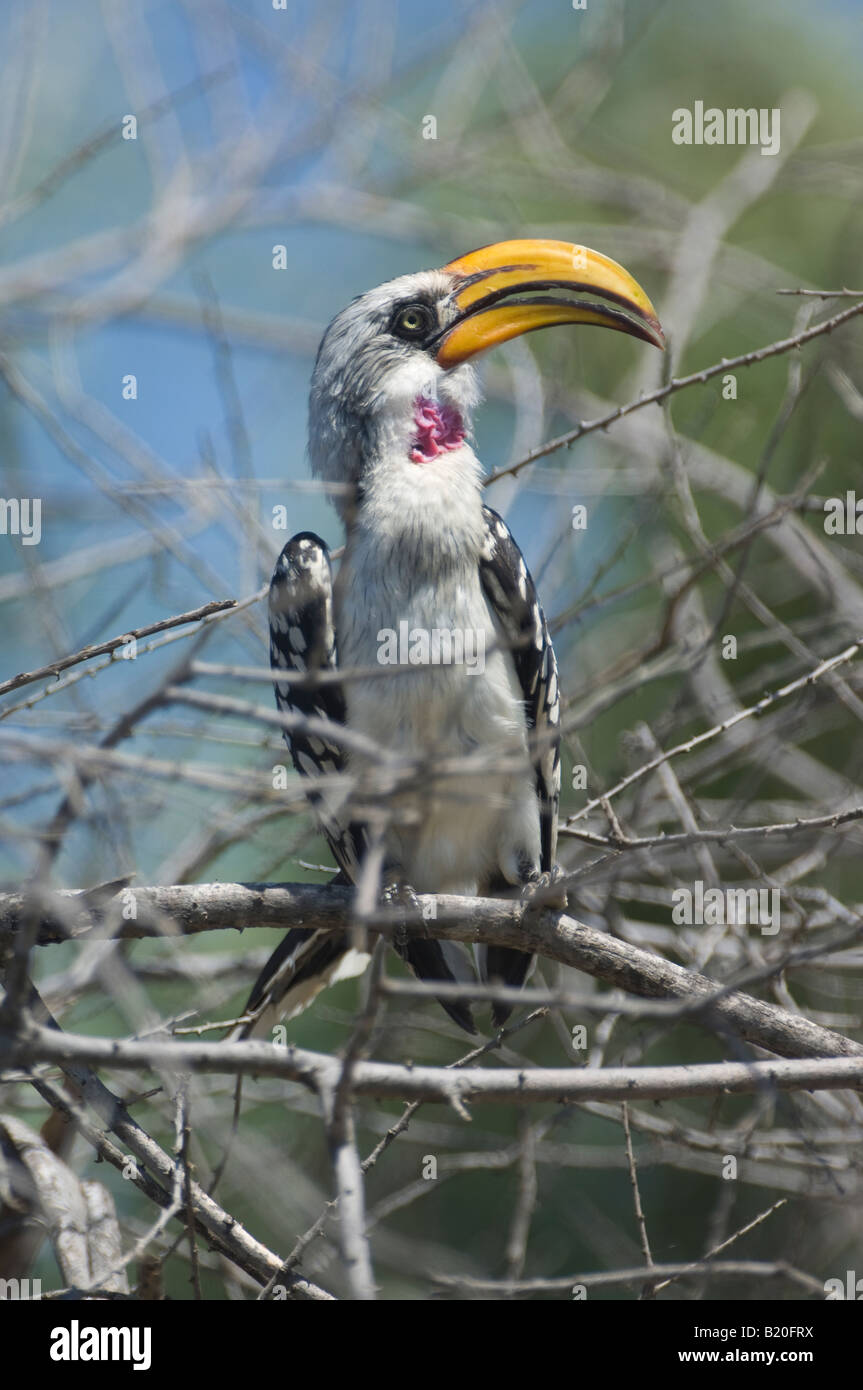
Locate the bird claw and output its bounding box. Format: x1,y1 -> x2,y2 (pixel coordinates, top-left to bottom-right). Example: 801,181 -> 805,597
382,877 -> 422,948
520,865 -> 568,913
381,876 -> 476,1032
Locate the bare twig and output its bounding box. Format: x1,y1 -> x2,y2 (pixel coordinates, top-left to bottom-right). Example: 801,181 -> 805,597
485,298 -> 863,485
0,600 -> 236,700
5,1026 -> 863,1103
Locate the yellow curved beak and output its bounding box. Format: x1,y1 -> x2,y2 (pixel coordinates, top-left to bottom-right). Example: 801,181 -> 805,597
435,238 -> 664,367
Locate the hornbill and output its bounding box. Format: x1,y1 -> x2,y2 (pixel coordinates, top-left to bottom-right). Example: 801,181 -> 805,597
237,239 -> 663,1038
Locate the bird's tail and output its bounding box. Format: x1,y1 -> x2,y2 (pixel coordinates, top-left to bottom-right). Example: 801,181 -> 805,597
393,935 -> 478,1035
477,944 -> 534,1028
229,926 -> 370,1041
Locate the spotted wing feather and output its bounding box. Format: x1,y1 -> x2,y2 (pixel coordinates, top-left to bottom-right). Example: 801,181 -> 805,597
268,532 -> 367,878
234,534 -> 368,1038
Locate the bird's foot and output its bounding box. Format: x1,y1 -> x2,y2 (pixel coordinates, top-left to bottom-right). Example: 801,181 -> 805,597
382,875 -> 476,1033
520,864 -> 568,913
381,876 -> 422,950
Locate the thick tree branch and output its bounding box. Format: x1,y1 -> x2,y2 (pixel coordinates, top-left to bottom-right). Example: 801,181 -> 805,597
2,881 -> 860,1062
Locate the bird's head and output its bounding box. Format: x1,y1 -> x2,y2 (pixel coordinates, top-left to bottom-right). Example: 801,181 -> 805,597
308,238 -> 663,519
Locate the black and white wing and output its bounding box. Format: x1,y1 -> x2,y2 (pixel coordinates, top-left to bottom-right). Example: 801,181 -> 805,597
478,507 -> 560,872
477,505 -> 561,1018
234,533 -> 368,1039
268,532 -> 367,880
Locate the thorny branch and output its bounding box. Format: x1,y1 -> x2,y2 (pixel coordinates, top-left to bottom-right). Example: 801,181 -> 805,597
485,297 -> 863,485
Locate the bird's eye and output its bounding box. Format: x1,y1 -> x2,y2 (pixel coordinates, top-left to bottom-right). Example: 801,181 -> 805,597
391,302 -> 434,341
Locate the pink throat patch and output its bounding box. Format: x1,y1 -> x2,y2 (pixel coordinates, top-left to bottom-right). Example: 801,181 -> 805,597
409,395 -> 465,464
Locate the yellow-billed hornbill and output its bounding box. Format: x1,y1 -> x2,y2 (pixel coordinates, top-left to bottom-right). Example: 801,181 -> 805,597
238,240 -> 663,1037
